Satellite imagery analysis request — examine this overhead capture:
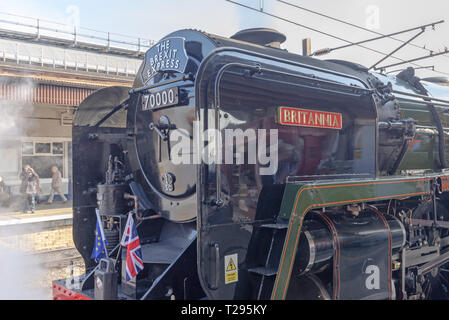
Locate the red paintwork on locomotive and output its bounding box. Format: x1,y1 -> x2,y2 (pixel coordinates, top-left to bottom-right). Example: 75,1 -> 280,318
52,281 -> 91,300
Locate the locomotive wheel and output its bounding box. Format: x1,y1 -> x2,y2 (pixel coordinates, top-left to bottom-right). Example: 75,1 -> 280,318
412,200 -> 449,299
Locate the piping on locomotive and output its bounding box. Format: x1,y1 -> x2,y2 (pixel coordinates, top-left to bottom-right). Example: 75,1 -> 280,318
53,28 -> 449,300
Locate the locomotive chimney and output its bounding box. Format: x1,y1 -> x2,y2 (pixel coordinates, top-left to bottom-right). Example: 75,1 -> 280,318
231,28 -> 286,49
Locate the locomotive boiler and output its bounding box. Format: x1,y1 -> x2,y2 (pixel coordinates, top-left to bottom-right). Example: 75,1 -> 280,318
53,27 -> 449,300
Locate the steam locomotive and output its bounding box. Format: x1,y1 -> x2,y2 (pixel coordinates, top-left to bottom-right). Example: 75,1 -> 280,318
53,27 -> 449,300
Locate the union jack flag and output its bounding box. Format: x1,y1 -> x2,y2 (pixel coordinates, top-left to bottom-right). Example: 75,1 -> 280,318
120,212 -> 144,282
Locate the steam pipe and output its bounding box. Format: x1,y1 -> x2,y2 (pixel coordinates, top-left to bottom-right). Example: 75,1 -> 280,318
124,193 -> 161,221
124,193 -> 138,210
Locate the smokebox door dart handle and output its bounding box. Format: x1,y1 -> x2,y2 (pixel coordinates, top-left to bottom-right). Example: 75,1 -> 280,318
149,122 -> 168,141
149,115 -> 177,141
149,118 -> 176,161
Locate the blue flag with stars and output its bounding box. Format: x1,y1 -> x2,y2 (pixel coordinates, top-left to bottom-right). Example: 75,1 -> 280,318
91,215 -> 108,263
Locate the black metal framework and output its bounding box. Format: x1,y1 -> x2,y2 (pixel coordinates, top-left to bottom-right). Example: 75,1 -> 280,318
377,49 -> 449,72
369,28 -> 426,71
314,21 -> 443,59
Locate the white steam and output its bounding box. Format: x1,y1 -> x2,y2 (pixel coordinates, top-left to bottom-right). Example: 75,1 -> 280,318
0,244 -> 49,299
0,78 -> 51,299
0,78 -> 35,137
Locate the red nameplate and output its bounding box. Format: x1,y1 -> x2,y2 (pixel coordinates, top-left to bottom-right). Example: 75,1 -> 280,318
277,106 -> 342,130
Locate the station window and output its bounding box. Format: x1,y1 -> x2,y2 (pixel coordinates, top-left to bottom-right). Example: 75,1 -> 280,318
21,141 -> 65,178
52,143 -> 63,155
22,142 -> 33,155
35,143 -> 51,154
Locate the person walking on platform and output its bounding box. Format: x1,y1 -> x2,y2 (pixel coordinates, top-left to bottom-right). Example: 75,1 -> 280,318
25,167 -> 40,213
47,166 -> 67,204
0,176 -> 9,206
19,165 -> 31,213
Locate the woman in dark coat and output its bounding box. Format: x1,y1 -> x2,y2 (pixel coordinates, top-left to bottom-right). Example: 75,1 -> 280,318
20,166 -> 40,213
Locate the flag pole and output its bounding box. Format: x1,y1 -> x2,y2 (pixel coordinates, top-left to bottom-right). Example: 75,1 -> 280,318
120,211 -> 132,245
95,208 -> 109,259
113,245 -> 122,269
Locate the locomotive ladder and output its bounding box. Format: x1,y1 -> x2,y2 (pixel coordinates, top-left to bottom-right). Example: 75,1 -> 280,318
248,222 -> 288,300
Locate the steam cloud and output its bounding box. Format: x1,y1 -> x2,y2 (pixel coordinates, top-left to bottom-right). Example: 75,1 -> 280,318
0,78 -> 34,136
0,78 -> 51,299
0,243 -> 50,299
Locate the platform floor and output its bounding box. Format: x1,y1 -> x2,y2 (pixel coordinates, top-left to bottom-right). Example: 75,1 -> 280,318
0,200 -> 72,223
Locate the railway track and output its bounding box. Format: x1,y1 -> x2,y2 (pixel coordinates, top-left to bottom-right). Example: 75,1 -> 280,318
26,247 -> 83,268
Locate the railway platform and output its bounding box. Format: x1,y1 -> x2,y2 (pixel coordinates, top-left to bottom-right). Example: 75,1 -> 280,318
0,202 -> 72,236
0,201 -> 74,251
